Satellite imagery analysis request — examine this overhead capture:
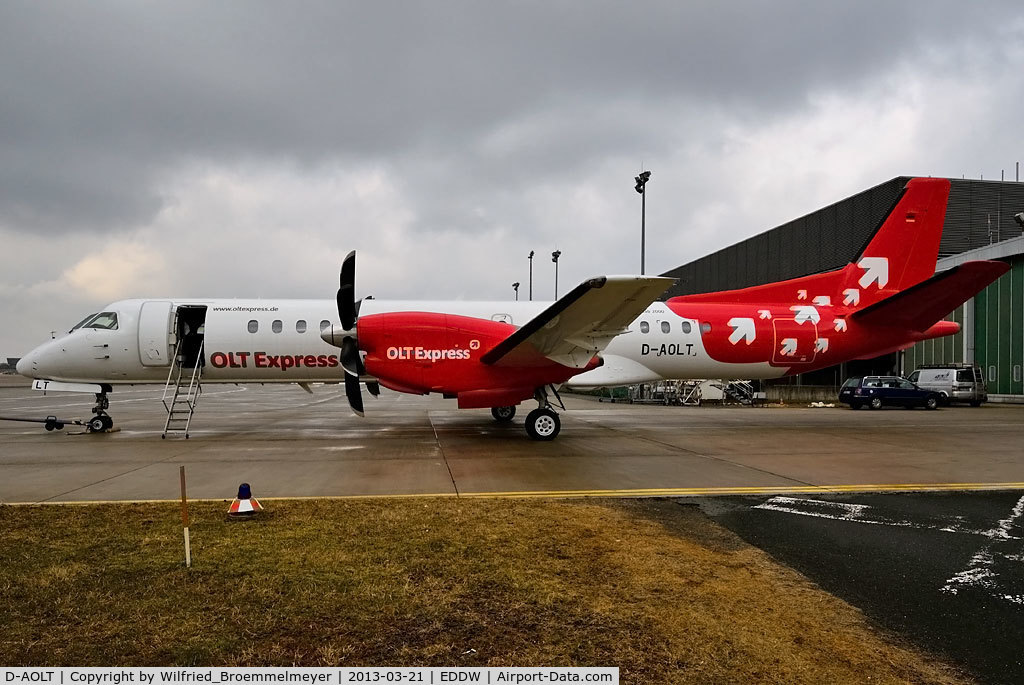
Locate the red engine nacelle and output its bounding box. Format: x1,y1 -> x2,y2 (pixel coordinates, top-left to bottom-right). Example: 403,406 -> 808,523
357,312 -> 598,408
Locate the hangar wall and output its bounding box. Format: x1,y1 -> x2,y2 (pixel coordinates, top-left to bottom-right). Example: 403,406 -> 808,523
905,252 -> 1024,398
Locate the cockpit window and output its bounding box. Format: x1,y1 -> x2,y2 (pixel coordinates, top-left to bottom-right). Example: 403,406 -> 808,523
82,312 -> 118,330
70,313 -> 98,332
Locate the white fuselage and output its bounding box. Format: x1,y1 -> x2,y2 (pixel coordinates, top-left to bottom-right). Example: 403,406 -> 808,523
17,298 -> 783,387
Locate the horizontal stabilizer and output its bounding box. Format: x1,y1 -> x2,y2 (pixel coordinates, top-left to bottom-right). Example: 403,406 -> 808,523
852,260 -> 1009,331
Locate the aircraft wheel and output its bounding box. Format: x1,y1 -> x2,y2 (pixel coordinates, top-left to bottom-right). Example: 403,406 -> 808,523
869,397 -> 883,410
87,416 -> 106,433
491,405 -> 517,422
525,408 -> 560,441
101,415 -> 114,430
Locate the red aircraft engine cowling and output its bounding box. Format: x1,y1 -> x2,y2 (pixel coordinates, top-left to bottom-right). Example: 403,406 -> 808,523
357,312 -> 600,408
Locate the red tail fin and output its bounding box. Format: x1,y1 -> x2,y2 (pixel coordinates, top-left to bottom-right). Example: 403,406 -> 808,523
837,177 -> 950,309
668,177 -> 951,310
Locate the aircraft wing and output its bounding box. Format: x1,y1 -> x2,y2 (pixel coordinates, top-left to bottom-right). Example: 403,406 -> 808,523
480,275 -> 675,368
852,260 -> 1009,331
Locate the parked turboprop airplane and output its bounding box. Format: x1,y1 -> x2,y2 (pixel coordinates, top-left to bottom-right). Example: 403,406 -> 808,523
16,178 -> 1008,440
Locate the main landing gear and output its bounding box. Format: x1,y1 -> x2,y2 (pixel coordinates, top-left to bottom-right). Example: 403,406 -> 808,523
490,386 -> 565,440
86,392 -> 114,433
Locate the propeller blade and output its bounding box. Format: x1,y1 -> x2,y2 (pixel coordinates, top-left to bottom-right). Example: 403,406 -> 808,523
338,250 -> 356,330
366,381 -> 381,397
340,336 -> 365,376
344,371 -> 364,417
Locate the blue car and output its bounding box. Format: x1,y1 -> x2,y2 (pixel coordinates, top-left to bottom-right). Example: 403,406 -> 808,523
839,376 -> 940,410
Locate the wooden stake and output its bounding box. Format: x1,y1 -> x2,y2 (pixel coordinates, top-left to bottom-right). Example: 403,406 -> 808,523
180,465 -> 191,567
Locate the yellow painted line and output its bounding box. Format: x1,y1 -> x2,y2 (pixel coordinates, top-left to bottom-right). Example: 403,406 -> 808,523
6,481 -> 1024,506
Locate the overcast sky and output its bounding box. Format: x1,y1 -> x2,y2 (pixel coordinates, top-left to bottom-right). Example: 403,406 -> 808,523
3,1 -> 1024,356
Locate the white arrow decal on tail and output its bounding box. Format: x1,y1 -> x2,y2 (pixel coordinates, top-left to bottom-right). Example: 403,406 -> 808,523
758,309 -> 772,320
790,306 -> 821,325
858,257 -> 889,289
780,339 -> 797,356
797,289 -> 808,300
843,289 -> 860,306
833,318 -> 847,332
815,338 -> 829,352
727,318 -> 756,345
813,295 -> 831,306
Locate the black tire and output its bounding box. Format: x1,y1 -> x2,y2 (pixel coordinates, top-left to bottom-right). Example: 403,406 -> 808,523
87,416 -> 106,433
869,397 -> 883,410
925,396 -> 938,410
525,408 -> 560,441
491,405 -> 516,422
101,415 -> 114,430
970,400 -> 982,407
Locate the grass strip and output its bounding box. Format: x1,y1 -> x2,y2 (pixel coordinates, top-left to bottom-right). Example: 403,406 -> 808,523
0,498 -> 963,683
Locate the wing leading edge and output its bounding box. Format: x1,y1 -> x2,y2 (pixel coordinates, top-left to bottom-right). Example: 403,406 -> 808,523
480,275 -> 675,368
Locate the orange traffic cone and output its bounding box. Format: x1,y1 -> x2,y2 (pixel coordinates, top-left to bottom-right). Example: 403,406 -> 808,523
228,482 -> 264,517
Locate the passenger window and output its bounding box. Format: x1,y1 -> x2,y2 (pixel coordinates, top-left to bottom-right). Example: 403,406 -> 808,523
640,321 -> 650,334
681,321 -> 692,334
272,320 -> 283,334
83,312 -> 118,330
700,322 -> 712,334
247,320 -> 258,334
320,320 -> 331,332
661,321 -> 670,334
296,320 -> 307,334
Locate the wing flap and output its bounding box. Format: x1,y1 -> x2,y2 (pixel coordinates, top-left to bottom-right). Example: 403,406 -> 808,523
481,276 -> 675,368
852,260 -> 1009,331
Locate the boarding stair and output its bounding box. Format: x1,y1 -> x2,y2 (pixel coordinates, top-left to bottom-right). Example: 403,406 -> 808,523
162,339 -> 203,439
722,380 -> 755,405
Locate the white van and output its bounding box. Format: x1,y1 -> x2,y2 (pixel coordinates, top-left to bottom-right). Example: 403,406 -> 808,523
907,364 -> 987,406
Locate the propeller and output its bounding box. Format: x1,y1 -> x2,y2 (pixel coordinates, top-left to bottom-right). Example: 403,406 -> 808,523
335,251 -> 367,417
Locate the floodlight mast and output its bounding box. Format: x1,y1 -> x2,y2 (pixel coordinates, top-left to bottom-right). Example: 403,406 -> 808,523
634,170 -> 652,274
551,250 -> 562,298
527,251 -> 534,300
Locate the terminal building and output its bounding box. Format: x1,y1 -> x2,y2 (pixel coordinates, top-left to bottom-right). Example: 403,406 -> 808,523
660,176 -> 1024,401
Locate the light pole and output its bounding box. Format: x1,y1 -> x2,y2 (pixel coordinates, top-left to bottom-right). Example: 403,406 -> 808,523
551,250 -> 562,298
527,250 -> 534,301
512,282 -> 520,301
634,170 -> 651,274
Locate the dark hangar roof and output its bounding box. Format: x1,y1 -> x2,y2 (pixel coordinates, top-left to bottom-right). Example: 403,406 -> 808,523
661,176 -> 1024,298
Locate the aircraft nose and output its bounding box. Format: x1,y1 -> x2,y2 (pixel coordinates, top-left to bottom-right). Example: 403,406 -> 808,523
16,352 -> 36,378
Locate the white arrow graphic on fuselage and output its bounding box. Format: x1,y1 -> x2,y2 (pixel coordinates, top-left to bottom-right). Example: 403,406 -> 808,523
797,289 -> 807,300
858,257 -> 889,289
728,318 -> 756,345
843,288 -> 860,306
815,337 -> 829,352
834,318 -> 847,332
790,305 -> 821,325
758,309 -> 772,320
780,339 -> 797,356
813,295 -> 831,306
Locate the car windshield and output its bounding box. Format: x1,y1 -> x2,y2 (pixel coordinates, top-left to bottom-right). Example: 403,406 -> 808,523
841,378 -> 861,389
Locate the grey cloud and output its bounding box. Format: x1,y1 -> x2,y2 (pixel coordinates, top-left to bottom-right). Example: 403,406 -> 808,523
2,1 -> 1021,233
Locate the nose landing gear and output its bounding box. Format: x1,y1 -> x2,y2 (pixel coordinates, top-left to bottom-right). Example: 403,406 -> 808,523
86,392 -> 114,433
